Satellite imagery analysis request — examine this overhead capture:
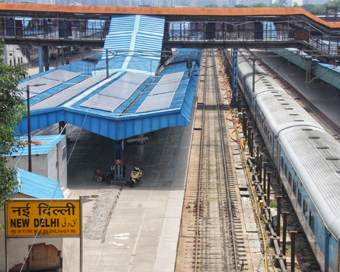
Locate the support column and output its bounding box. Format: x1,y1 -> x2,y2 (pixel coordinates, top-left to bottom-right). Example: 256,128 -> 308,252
43,45 -> 49,71
38,46 -> 44,73
231,48 -> 238,107
114,140 -> 124,180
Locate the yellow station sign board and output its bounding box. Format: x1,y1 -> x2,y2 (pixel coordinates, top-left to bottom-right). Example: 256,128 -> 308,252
7,199 -> 80,237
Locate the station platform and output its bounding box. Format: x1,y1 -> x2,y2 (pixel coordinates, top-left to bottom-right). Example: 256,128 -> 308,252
31,86 -> 196,271
259,51 -> 340,133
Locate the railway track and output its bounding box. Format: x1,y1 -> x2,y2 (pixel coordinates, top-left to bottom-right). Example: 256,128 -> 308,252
175,50 -> 243,271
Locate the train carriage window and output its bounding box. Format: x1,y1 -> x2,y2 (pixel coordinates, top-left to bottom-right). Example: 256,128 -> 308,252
293,180 -> 297,195
309,211 -> 314,232
298,189 -> 301,207
303,200 -> 308,218
284,164 -> 287,177
288,172 -> 292,187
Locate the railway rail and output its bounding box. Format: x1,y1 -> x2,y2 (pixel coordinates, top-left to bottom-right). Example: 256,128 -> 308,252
176,50 -> 244,271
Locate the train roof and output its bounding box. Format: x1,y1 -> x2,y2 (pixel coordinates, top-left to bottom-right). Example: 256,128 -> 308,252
279,126 -> 340,239
255,89 -> 323,135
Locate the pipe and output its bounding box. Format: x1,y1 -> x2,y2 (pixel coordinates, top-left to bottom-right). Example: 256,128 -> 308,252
256,145 -> 260,170
259,153 -> 263,183
251,131 -> 254,157
263,162 -> 267,194
276,196 -> 282,239
266,172 -> 272,207
282,212 -> 289,256
291,231 -> 298,272
247,126 -> 252,153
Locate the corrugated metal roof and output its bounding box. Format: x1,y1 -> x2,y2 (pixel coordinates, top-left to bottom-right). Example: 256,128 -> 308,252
15,168 -> 64,199
7,135 -> 65,156
16,58 -> 199,140
94,15 -> 164,75
14,14 -> 200,141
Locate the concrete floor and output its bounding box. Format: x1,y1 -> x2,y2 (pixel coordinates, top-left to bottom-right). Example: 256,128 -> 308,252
35,121 -> 193,272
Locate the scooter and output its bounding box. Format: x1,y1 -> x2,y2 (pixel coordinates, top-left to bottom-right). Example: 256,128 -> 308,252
129,166 -> 142,188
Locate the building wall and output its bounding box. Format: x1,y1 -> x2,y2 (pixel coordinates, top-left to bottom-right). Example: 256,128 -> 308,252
4,45 -> 29,67
7,154 -> 48,177
0,195 -> 63,272
6,137 -> 67,190
48,138 -> 68,189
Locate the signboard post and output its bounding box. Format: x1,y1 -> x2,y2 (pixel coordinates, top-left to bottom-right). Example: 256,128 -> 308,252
5,197 -> 82,272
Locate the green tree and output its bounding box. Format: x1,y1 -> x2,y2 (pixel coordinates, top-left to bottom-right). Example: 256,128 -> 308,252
235,4 -> 248,7
0,40 -> 27,207
301,3 -> 325,15
252,3 -> 267,7
204,3 -> 219,7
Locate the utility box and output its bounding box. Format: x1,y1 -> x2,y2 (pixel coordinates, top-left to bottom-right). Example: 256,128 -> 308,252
6,135 -> 67,189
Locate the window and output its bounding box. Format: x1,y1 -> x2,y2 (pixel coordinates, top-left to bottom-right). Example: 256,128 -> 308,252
309,211 -> 314,232
303,200 -> 308,218
288,172 -> 292,186
281,157 -> 284,168
9,60 -> 12,66
298,189 -> 301,207
285,164 -> 287,177
293,180 -> 297,195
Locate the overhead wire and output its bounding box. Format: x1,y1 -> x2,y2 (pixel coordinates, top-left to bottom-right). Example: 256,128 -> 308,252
18,73 -> 96,272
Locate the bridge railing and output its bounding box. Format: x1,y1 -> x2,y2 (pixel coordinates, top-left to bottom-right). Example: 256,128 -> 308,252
167,21 -> 340,56
0,17 -> 109,42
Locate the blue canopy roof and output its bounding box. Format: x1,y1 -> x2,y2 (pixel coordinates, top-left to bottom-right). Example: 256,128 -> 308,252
13,168 -> 64,199
6,135 -> 65,157
15,15 -> 200,141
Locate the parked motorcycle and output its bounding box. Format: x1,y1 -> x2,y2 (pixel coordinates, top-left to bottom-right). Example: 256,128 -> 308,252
129,166 -> 142,188
94,169 -> 114,182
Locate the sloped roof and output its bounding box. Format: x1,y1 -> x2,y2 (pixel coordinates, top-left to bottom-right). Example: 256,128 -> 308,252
94,15 -> 164,76
6,135 -> 65,157
14,168 -> 64,199
15,15 -> 199,141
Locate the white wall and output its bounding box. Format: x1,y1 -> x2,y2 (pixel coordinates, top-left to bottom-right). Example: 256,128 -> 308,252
58,138 -> 68,189
4,45 -> 29,67
7,154 -> 48,176
6,136 -> 67,190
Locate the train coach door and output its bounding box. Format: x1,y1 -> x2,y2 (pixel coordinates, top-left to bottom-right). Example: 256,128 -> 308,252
276,139 -> 281,172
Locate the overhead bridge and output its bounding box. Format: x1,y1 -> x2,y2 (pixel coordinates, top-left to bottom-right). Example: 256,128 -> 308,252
1,4 -> 340,61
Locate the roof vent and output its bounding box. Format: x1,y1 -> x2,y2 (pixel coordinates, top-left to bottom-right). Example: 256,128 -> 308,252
317,146 -> 329,149
294,120 -> 304,122
274,94 -> 282,97
278,98 -> 285,101
281,103 -> 289,105
285,108 -> 293,110
309,136 -> 320,139
271,91 -> 279,93
302,129 -> 313,131
289,113 -> 299,116
326,157 -> 340,160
